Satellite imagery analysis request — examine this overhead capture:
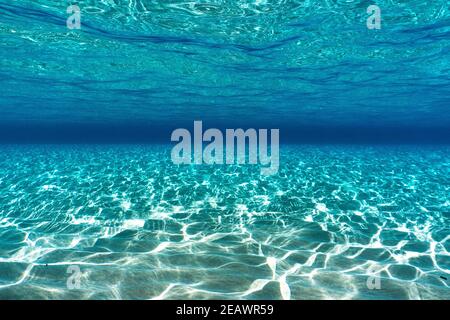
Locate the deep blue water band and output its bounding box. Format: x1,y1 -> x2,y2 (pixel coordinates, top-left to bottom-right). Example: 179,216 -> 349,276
1,122 -> 449,144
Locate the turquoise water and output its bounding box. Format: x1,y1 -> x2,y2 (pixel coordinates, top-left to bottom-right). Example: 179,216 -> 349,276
0,1 -> 450,300
0,145 -> 448,299
0,1 -> 449,133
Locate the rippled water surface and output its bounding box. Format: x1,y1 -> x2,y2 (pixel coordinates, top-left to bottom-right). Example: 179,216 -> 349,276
0,145 -> 448,299
0,1 -> 449,127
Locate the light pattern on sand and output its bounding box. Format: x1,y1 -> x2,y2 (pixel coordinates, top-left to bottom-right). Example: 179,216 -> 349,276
0,145 -> 448,299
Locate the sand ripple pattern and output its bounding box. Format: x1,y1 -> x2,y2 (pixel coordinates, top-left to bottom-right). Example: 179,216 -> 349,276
0,145 -> 449,299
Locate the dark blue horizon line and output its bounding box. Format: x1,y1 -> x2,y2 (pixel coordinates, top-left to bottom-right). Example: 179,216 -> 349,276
0,122 -> 449,144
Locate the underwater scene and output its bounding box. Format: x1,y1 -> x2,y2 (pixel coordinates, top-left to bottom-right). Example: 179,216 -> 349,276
0,1 -> 449,300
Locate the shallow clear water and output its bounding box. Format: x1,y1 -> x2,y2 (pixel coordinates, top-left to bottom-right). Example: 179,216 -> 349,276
0,1 -> 449,300
0,145 -> 448,299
